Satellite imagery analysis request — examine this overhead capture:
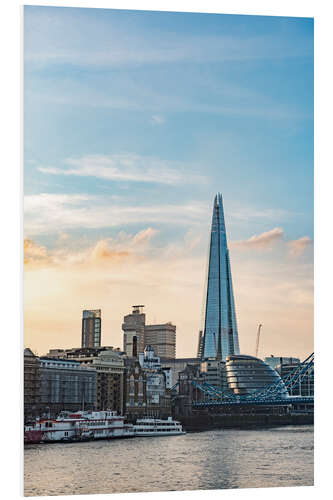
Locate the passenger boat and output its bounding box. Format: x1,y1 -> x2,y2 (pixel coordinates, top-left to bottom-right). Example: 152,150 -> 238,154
134,416 -> 186,436
24,410 -> 135,444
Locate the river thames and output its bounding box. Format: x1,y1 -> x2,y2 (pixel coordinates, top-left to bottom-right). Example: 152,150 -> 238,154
24,425 -> 314,496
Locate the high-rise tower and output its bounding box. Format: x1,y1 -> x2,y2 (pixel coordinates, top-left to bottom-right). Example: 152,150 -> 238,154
201,193 -> 240,360
82,309 -> 101,348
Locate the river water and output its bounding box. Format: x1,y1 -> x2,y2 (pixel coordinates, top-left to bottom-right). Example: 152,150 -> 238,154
24,425 -> 314,497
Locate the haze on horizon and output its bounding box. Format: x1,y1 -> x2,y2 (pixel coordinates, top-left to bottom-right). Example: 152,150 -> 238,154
24,6 -> 313,361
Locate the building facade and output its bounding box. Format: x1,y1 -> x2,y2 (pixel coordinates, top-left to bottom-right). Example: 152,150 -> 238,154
39,358 -> 96,417
81,309 -> 101,348
200,358 -> 227,391
225,354 -> 288,398
124,359 -> 171,421
47,347 -> 126,415
144,323 -> 176,358
88,350 -> 125,414
160,357 -> 200,387
264,355 -> 300,370
276,361 -> 314,397
201,193 -> 240,360
122,305 -> 145,355
24,348 -> 40,422
122,305 -> 176,359
139,346 -> 173,389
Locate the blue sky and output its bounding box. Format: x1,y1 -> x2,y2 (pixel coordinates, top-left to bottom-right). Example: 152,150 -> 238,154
24,6 -> 313,358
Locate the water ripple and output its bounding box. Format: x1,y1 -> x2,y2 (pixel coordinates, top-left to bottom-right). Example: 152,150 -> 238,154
24,425 -> 314,496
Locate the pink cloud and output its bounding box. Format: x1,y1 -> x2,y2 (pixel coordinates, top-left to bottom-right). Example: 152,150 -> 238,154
231,227 -> 284,250
288,236 -> 312,257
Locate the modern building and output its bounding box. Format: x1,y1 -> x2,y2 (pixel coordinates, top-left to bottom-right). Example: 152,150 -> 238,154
47,347 -> 126,414
39,357 -> 97,417
225,354 -> 288,398
201,193 -> 240,360
264,355 -> 300,370
160,357 -> 200,387
276,361 -> 314,397
122,305 -> 145,356
144,323 -> 176,358
200,358 -> 227,391
81,309 -> 101,348
24,348 -> 40,422
122,305 -> 176,359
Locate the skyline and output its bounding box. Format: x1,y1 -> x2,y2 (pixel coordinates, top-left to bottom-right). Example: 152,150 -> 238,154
24,6 -> 313,360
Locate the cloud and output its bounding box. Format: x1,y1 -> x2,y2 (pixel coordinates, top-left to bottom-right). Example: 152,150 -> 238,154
24,193 -> 208,236
288,236 -> 312,257
24,228 -> 159,270
38,154 -> 204,186
24,238 -> 51,266
231,227 -> 284,250
24,228 -> 313,360
88,240 -> 130,263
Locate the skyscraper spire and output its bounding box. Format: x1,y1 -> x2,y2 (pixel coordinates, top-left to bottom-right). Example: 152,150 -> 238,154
201,193 -> 240,360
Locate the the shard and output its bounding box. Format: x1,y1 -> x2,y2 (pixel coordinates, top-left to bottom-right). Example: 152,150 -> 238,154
202,193 -> 240,360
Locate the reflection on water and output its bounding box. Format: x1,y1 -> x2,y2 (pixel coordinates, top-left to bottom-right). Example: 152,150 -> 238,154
24,425 -> 314,497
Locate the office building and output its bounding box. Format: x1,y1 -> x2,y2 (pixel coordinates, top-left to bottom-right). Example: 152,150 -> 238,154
201,193 -> 240,360
264,355 -> 300,371
144,323 -> 176,358
160,357 -> 200,387
122,305 -> 145,356
49,347 -> 126,414
200,358 -> 227,391
122,305 -> 176,359
276,360 -> 314,397
225,354 -> 288,398
81,309 -> 101,348
39,357 -> 96,417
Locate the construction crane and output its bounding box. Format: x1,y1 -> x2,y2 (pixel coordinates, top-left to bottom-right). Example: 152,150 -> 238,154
255,324 -> 263,358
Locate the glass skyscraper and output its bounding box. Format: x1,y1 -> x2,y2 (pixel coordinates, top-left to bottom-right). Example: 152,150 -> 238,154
202,193 -> 240,360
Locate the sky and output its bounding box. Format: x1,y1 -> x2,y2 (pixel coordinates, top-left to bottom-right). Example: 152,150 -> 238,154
24,6 -> 313,360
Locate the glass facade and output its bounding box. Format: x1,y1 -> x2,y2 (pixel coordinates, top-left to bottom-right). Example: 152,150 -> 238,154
202,193 -> 240,360
225,354 -> 288,398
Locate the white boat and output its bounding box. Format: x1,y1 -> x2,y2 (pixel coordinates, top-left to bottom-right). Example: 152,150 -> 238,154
24,410 -> 135,443
134,416 -> 186,436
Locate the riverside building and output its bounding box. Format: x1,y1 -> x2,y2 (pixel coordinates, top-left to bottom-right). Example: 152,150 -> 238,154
24,348 -> 40,423
47,347 -> 126,415
39,357 -> 96,417
200,193 -> 240,361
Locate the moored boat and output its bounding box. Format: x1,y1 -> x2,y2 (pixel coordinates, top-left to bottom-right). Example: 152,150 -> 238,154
24,410 -> 135,444
134,416 -> 186,436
